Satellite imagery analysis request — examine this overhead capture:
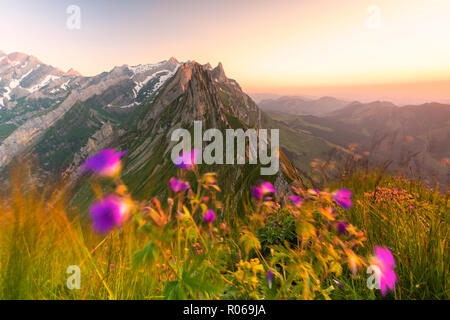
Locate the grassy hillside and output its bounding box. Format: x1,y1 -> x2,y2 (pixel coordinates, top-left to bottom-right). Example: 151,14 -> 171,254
329,171 -> 449,299
0,160 -> 447,300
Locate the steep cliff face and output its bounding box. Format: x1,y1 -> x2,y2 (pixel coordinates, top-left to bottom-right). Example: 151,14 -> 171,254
121,61 -> 268,189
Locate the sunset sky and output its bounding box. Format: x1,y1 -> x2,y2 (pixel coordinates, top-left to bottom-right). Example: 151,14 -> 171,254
1,0 -> 450,104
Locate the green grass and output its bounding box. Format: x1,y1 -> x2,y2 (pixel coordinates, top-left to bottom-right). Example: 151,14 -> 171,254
328,171 -> 449,299
0,123 -> 17,141
0,163 -> 447,300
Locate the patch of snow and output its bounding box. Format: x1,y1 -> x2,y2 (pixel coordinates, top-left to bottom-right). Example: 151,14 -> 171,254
9,79 -> 20,89
118,102 -> 137,109
132,65 -> 180,98
27,74 -> 60,93
128,61 -> 166,75
1,86 -> 11,105
60,79 -> 70,90
4,86 -> 11,100
7,69 -> 34,90
152,68 -> 178,93
132,72 -> 161,97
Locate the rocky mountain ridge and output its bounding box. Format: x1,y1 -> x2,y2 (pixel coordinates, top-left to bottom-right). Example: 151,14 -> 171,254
0,51 -> 181,168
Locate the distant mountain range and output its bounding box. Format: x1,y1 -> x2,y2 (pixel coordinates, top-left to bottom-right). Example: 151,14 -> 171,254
257,96 -> 349,116
0,51 -> 180,164
0,51 -> 80,108
0,50 -> 448,204
266,98 -> 450,186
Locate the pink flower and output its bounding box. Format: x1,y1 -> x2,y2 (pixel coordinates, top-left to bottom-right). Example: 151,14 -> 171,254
89,195 -> 132,234
251,187 -> 264,200
371,246 -> 398,296
174,149 -> 199,170
251,181 -> 277,200
334,188 -> 352,209
260,182 -> 277,194
204,209 -> 216,224
83,149 -> 127,177
289,195 -> 303,207
169,177 -> 190,193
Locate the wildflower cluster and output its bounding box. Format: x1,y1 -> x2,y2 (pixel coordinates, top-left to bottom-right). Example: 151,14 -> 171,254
365,187 -> 416,209
82,148 -> 399,299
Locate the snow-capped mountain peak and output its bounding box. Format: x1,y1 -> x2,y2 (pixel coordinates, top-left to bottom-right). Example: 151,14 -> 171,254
0,51 -> 80,108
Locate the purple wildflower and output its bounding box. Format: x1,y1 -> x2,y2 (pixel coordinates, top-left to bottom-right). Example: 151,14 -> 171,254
333,279 -> 344,288
83,149 -> 127,177
174,149 -> 199,170
337,221 -> 348,234
251,181 -> 277,200
289,195 -> 303,207
89,195 -> 131,234
204,209 -> 216,224
334,188 -> 353,209
267,270 -> 273,289
169,177 -> 190,193
260,182 -> 277,194
251,187 -> 263,200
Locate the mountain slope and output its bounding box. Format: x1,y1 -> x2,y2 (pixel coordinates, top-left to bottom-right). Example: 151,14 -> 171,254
0,51 -> 180,167
268,101 -> 450,186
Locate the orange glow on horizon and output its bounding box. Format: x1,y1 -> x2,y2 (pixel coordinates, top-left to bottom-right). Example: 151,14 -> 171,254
1,0 -> 450,104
